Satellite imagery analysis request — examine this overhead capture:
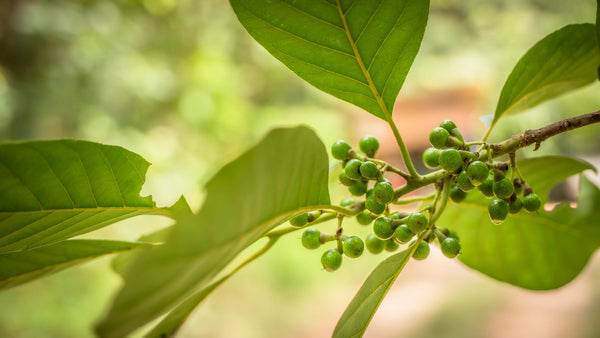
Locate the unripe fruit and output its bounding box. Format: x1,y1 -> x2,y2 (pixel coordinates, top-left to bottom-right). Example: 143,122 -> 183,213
344,159 -> 363,180
365,195 -> 386,214
348,180 -> 368,196
373,181 -> 394,204
359,161 -> 381,180
450,185 -> 467,203
422,147 -> 440,168
385,239 -> 399,252
321,249 -> 342,271
412,241 -> 430,260
373,217 -> 394,239
359,135 -> 379,157
343,236 -> 365,258
523,193 -> 542,212
331,140 -> 351,160
478,174 -> 494,197
509,197 -> 523,214
356,210 -> 374,225
340,197 -> 356,207
338,170 -> 356,186
439,149 -> 463,172
407,212 -> 429,234
456,171 -> 475,192
429,127 -> 450,149
466,161 -> 489,186
440,120 -> 458,132
493,177 -> 514,199
365,234 -> 385,254
488,198 -> 509,224
301,228 -> 321,249
290,213 -> 308,227
440,237 -> 461,258
394,224 -> 414,243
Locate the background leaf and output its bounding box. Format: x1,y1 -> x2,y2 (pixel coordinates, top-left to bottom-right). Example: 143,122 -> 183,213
333,247 -> 413,338
438,156 -> 598,290
0,140 -> 168,253
96,126 -> 331,338
0,239 -> 147,290
493,24 -> 600,125
230,0 -> 430,120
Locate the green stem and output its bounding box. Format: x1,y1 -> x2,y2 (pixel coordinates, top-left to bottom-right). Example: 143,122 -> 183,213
393,194 -> 435,205
431,178 -> 451,224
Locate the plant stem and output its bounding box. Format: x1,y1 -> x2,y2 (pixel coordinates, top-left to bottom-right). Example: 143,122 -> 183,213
484,110 -> 600,157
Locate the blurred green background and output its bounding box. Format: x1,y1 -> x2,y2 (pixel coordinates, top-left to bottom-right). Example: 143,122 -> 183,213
1,0 -> 599,337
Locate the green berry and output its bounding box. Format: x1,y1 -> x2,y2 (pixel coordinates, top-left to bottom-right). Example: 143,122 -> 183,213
343,236 -> 365,258
509,197 -> 523,214
523,193 -> 542,212
290,213 -> 308,227
440,237 -> 461,258
348,180 -> 368,196
394,224 -> 414,243
365,195 -> 386,214
321,249 -> 342,271
373,217 -> 394,239
439,149 -> 463,172
478,174 -> 494,197
429,127 -> 450,149
456,171 -> 475,192
389,211 -> 408,219
385,239 -> 399,252
466,161 -> 489,186
340,197 -> 356,207
301,228 -> 321,249
373,181 -> 394,204
344,159 -> 363,180
359,135 -> 379,157
359,161 -> 381,180
440,120 -> 457,132
356,210 -> 374,225
493,177 -> 515,199
338,170 -> 356,186
450,185 -> 467,203
412,241 -> 430,260
488,198 -> 509,224
331,140 -> 351,160
422,147 -> 440,169
407,212 -> 429,234
448,229 -> 460,240
365,234 -> 385,254
436,226 -> 450,237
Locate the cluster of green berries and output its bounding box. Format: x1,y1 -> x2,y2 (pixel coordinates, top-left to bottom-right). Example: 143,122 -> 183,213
422,120 -> 542,224
332,136 -> 395,215
300,227 -> 365,271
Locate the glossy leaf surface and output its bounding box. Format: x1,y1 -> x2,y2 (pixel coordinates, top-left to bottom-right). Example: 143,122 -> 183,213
230,0 -> 430,120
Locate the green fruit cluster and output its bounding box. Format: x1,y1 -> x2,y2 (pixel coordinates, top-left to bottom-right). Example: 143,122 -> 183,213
301,227 -> 367,272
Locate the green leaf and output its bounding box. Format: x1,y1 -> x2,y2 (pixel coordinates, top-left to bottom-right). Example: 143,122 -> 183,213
0,140 -> 168,253
333,247 -> 414,338
230,0 -> 430,120
96,126 -> 331,337
596,1 -> 600,53
438,156 -> 598,290
493,24 -> 600,125
0,239 -> 147,290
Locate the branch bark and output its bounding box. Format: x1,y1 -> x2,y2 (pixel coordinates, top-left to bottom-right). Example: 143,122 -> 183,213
487,111 -> 600,157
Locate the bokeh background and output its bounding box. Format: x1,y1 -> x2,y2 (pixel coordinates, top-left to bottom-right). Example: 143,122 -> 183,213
1,0 -> 599,337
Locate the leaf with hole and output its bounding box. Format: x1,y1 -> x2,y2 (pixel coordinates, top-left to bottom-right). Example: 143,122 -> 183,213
493,24 -> 600,126
230,0 -> 430,120
438,156 -> 599,290
96,126 -> 331,338
0,140 -> 169,254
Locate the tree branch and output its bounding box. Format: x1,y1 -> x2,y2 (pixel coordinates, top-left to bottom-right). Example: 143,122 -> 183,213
487,111 -> 600,157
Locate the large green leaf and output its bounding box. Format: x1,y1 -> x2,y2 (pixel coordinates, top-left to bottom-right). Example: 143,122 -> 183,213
96,126 -> 331,337
438,156 -> 598,290
0,140 -> 167,253
230,0 -> 430,120
596,1 -> 600,53
333,247 -> 414,338
0,239 -> 147,290
493,24 -> 600,126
